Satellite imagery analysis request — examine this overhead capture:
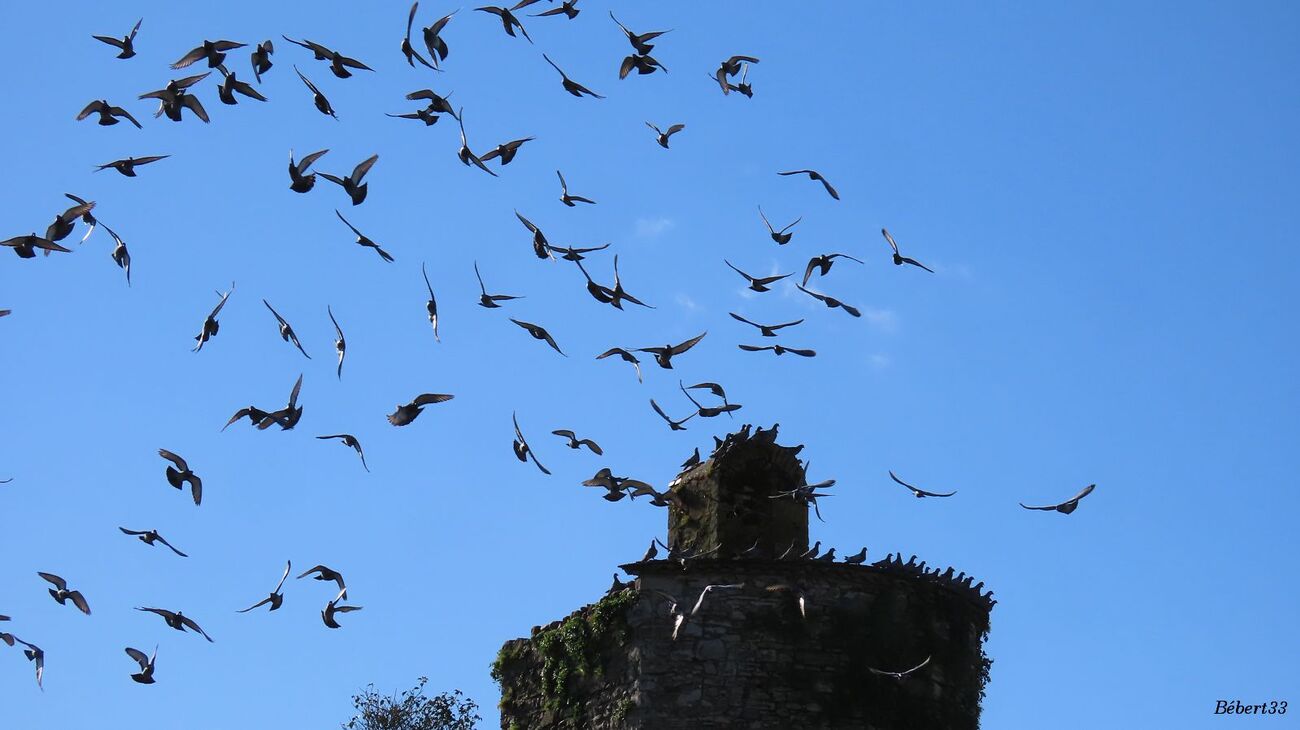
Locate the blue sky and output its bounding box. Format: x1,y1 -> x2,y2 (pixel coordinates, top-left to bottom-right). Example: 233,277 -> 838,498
2,1 -> 1297,728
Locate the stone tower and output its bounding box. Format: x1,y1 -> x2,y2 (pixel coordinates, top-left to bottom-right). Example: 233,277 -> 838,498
493,425 -> 994,729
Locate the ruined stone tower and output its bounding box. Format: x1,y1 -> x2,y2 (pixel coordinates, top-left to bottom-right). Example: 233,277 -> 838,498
494,425 -> 994,729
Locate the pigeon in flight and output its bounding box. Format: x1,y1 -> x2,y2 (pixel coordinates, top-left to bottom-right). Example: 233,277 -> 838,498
92,18 -> 142,59
288,148 -> 329,192
388,393 -> 454,427
335,210 -> 394,262
318,434 -> 369,472
728,313 -> 803,338
118,528 -> 188,557
76,100 -> 142,129
778,169 -> 838,200
636,332 -> 706,369
172,39 -> 246,69
135,607 -> 213,641
650,398 -> 695,431
543,53 -> 604,98
595,347 -> 643,383
758,206 -> 801,245
319,154 -> 378,206
37,573 -> 91,615
158,449 -> 202,505
251,40 -> 275,82
556,170 -> 595,207
321,587 -> 363,629
510,319 -> 566,356
298,565 -> 348,599
193,283 -> 234,352
795,284 -> 861,318
881,228 -> 934,273
646,122 -> 685,149
512,412 -> 550,475
237,560 -> 292,613
803,253 -> 864,285
552,430 -> 602,455
726,260 -> 791,293
889,471 -> 956,498
264,300 -> 311,359
328,305 -> 347,378
1020,484 -> 1096,515
293,65 -> 337,119
867,655 -> 932,680
124,646 -> 157,684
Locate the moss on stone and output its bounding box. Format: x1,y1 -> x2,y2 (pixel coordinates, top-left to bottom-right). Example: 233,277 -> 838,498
528,589 -> 637,716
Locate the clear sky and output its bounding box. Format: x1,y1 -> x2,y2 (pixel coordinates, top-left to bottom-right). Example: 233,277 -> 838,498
1,2 -> 1297,728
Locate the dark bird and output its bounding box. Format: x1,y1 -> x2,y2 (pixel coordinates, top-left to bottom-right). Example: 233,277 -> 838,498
217,67 -> 267,104
319,154 -> 378,206
803,252 -> 864,285
456,108 -> 497,176
474,261 -> 523,308
322,587 -> 362,629
294,65 -> 337,119
251,40 -> 274,82
64,192 -> 99,243
45,198 -> 96,243
124,646 -> 157,684
725,260 -> 790,293
650,398 -> 695,431
738,343 -> 816,357
335,210 -> 394,262
421,9 -> 457,69
158,449 -> 202,505
646,122 -> 685,149
328,305 -> 346,378
172,39 -> 246,69
716,63 -> 754,97
510,319 -> 566,356
118,528 -> 188,557
388,393 -> 454,427
256,373 -> 304,431
422,263 -> 440,341
480,136 -> 535,166
237,560 -> 291,613
610,255 -> 653,309
552,429 -> 602,455
795,284 -> 861,318
1020,484 -> 1096,515
868,656 -> 932,680
222,405 -> 270,432
3,234 -> 70,258
263,300 -> 311,359
318,434 -> 369,472
512,412 -> 550,475
76,100 -> 142,129
765,583 -> 807,619
619,53 -> 667,79
95,155 -> 169,177
542,53 -> 604,98
844,547 -> 868,564
557,172 -> 594,209
402,2 -> 437,69
608,573 -> 628,595
550,242 -> 609,262
758,206 -> 801,245
405,88 -> 457,115
533,0 -> 579,19
680,381 -> 741,418
139,73 -> 211,123
193,283 -> 234,352
595,347 -> 643,383
636,332 -> 706,369
681,448 -> 701,469
37,573 -> 91,615
778,169 -> 839,200
282,36 -> 373,78
297,565 -> 348,599
514,211 -> 553,259
136,607 -> 213,641
386,107 -> 443,126
93,18 -> 142,59
716,55 -> 760,94
881,228 -> 934,273
288,148 -> 329,192
728,313 -> 803,338
476,3 -> 532,42
9,637 -> 44,689
610,12 -> 670,55
889,471 -> 956,498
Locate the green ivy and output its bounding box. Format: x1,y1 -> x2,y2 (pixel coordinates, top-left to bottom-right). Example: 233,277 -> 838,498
532,590 -> 637,715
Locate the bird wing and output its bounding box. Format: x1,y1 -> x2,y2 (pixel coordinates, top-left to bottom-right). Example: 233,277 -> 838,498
69,591 -> 92,614
180,615 -> 213,641
881,227 -> 900,254
670,331 -> 707,355
787,347 -> 817,357
795,284 -> 828,304
157,449 -> 188,471
738,344 -> 770,352
119,527 -> 147,536
286,374 -> 304,409
665,124 -> 685,136
236,596 -> 273,613
93,34 -> 127,49
298,148 -> 330,172
649,399 -> 672,422
171,45 -> 208,69
412,393 -> 454,406
37,572 -> 67,590
263,299 -> 289,328
155,534 -> 188,557
351,154 -> 379,183
328,305 -> 344,340
724,259 -> 753,282
274,560 -> 291,593
125,647 -> 150,669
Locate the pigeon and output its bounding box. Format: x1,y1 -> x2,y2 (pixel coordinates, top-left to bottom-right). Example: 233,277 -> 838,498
549,242 -> 610,262
328,305 -> 346,379
515,211 -> 553,260
93,18 -> 143,59
158,449 -> 202,505
37,573 -> 91,614
533,0 -> 580,19
9,637 -> 44,689
281,36 -> 373,79
172,39 -> 246,69
607,573 -> 628,595
556,170 -> 595,206
595,347 -> 643,383
124,646 -> 157,684
288,148 -> 329,192
402,2 -> 436,69
294,65 -> 337,119
649,398 -> 694,431
725,260 -> 791,293
321,587 -> 362,629
118,528 -> 188,557
318,434 -> 368,472
251,40 -> 274,82
511,412 -> 550,475
193,284 -> 234,352
802,253 -> 864,285
868,655 -> 932,680
64,193 -> 99,243
640,540 -> 658,562
335,210 -> 394,262
388,393 -> 454,426
738,344 -> 816,357
139,76 -> 210,123
386,107 -> 443,126
406,88 -> 457,115
889,471 -> 956,498
475,3 -> 532,42
636,332 -> 706,369
1020,484 -> 1096,515
881,228 -> 934,272
319,154 -> 378,206
778,169 -> 839,200
480,137 -> 535,166
610,12 -> 670,55
135,607 -> 213,641
681,448 -> 701,469
843,548 -> 868,564
552,429 -> 602,455
216,67 -> 267,104
759,206 -> 801,245
795,284 -> 861,318
2,234 -> 69,259
510,319 -> 566,356
542,53 -> 604,98
45,198 -> 97,243
422,263 -> 440,341
619,53 -> 667,79
715,55 -> 760,94
222,404 -> 271,432
680,381 -> 741,418
456,108 -> 497,176
475,261 -> 523,308
103,224 -> 132,285
728,313 -> 803,338
298,565 -> 348,599
237,560 -> 292,613
256,374 -> 304,431
421,9 -> 458,69
646,122 -> 685,149
264,300 -> 311,359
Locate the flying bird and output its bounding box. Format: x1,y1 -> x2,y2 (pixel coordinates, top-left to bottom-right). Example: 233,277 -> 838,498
217,67 -> 267,104
318,434 -> 369,472
556,170 -> 595,206
328,305 -> 346,378
172,39 -> 246,69
533,0 -> 580,18
124,646 -> 157,684
551,242 -> 610,263
716,63 -> 754,97
158,449 -> 202,505
386,107 -> 443,126
795,284 -> 861,318
335,210 -> 394,262
421,263 -> 440,341
388,393 -> 454,426
514,211 -> 553,259
610,12 -> 670,55
321,587 -> 362,629
251,40 -> 274,82
868,656 -> 932,680
542,53 -> 604,98
402,2 -> 437,69
636,332 -> 706,369
595,347 -> 643,383
9,637 -> 44,689
480,137 -> 535,166
456,108 -> 497,176
552,430 -> 602,455
297,565 -> 348,599
1020,484 -> 1096,515
93,18 -> 143,59
320,154 -> 378,206
802,253 -> 864,285
680,381 -> 741,418
193,283 -> 234,352
728,313 -> 803,338
95,155 -> 169,177
715,55 -> 759,94
881,228 -> 934,272
256,373 -> 304,431
45,198 -> 96,243
512,412 -> 550,475
476,3 -> 532,42
237,560 -> 292,613
222,404 -> 271,432
281,36 -> 373,78
619,53 -> 667,79
64,192 -> 99,243
421,9 -> 457,69
37,573 -> 91,615
288,148 -> 329,192
510,319 -> 566,356
650,398 -> 694,431
646,122 -> 685,149
140,77 -> 210,123
135,607 -> 213,641
294,65 -> 337,119
3,234 -> 69,259
118,528 -> 188,557
889,471 -> 956,498
76,100 -> 142,129
759,206 -> 801,245
739,344 -> 816,357
725,260 -> 791,293
778,169 -> 839,200
263,300 -> 311,359
474,261 -> 523,308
